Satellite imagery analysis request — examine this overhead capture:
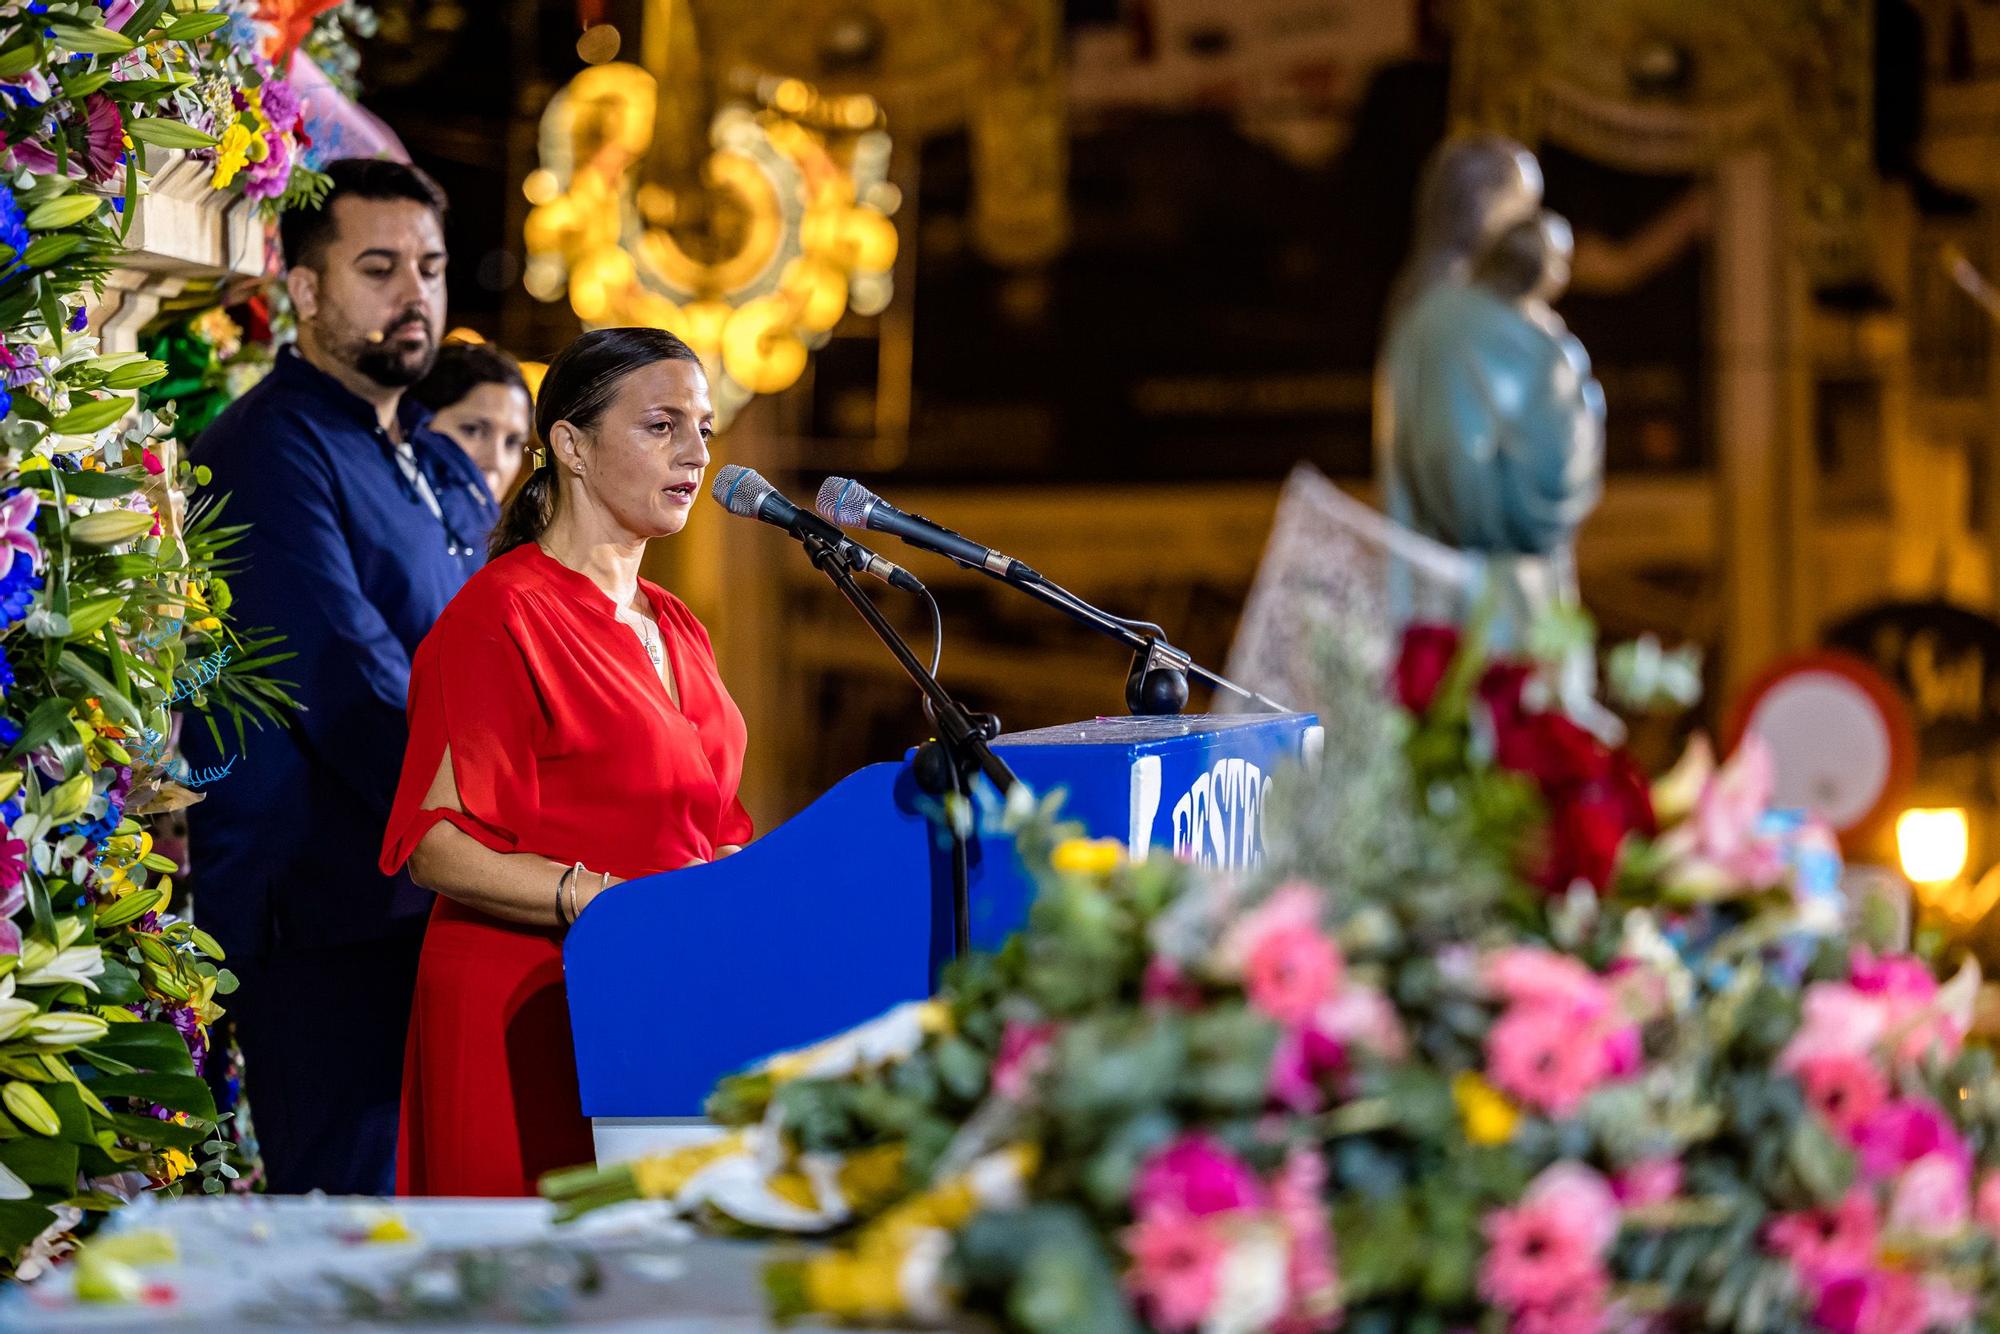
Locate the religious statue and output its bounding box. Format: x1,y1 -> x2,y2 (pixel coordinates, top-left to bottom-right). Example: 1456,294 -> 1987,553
1379,136 -> 1613,732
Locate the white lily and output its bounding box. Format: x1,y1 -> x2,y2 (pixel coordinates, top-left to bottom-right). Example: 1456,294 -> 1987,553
0,974 -> 37,1042
0,1161 -> 29,1201
17,943 -> 104,991
26,1012 -> 110,1047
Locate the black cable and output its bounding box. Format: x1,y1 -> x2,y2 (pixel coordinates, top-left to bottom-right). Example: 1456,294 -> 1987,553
919,584 -> 943,678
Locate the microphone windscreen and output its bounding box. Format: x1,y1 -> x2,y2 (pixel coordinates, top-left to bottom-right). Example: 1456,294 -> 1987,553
711,464 -> 776,518
815,475 -> 878,528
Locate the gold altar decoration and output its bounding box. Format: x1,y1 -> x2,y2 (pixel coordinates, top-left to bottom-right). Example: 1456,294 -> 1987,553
521,0 -> 1065,424
1451,0 -> 1874,287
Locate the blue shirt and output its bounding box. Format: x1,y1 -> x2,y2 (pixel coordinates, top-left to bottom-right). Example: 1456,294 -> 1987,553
181,345 -> 497,963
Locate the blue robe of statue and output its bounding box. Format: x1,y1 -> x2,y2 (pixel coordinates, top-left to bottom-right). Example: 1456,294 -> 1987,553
1384,281 -> 1604,559
1381,281 -> 1606,655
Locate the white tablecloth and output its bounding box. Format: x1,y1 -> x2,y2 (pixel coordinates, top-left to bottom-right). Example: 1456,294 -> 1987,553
1,1194 -> 908,1332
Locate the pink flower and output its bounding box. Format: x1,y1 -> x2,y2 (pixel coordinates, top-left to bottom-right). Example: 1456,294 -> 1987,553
1229,885 -> 1342,1026
1791,1052 -> 1889,1140
1687,735 -> 1787,887
1481,1207 -> 1601,1310
243,130 -> 292,202
1599,1022 -> 1641,1078
1849,950 -> 1938,1003
1510,1271 -> 1610,1334
1271,1148 -> 1340,1331
1851,1099 -> 1968,1181
81,95 -> 123,184
0,490 -> 38,572
1133,1136 -> 1264,1219
1782,984 -> 1888,1068
1480,1163 -> 1618,1320
1316,985 -> 1408,1062
1125,1210 -> 1225,1330
1485,1002 -> 1611,1117
1269,1024 -> 1346,1113
141,448 -> 165,476
1810,1266 -> 1929,1334
101,0 -> 140,30
1142,956 -> 1204,1009
1766,1190 -> 1880,1273
1976,1171 -> 2000,1234
1886,1152 -> 1970,1238
1523,1163 -> 1620,1254
1486,948 -> 1612,1019
0,917 -> 18,958
991,1020 -> 1055,1101
0,836 -> 26,909
1611,1158 -> 1682,1209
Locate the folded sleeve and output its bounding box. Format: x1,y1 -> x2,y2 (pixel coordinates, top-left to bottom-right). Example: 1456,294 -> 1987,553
379,609 -> 548,874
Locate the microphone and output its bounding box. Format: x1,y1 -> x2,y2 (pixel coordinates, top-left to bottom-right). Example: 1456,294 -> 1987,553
710,465 -> 925,593
815,477 -> 1040,583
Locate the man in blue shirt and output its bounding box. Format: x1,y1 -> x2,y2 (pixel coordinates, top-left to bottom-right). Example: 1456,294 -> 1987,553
182,159 -> 496,1194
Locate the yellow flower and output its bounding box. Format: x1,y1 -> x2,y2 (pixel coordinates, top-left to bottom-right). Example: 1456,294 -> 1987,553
1050,837 -> 1124,877
1453,1072 -> 1521,1146
836,1143 -> 907,1214
210,123 -> 253,189
191,616 -> 220,632
150,1148 -> 195,1185
798,1246 -> 912,1322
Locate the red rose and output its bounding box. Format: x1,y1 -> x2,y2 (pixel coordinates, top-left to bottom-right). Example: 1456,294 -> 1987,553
1477,661 -> 1535,729
1394,624 -> 1461,715
1539,751 -> 1656,893
1494,710 -> 1611,790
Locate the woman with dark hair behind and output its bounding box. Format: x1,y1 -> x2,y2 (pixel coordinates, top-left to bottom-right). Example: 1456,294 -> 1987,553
379,327 -> 753,1195
407,340 -> 534,503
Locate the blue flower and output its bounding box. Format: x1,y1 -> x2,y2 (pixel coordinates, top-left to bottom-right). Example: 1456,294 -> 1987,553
0,798 -> 20,831
0,651 -> 15,702
0,384 -> 12,422
0,717 -> 20,753
66,307 -> 86,333
0,553 -> 38,631
0,185 -> 27,280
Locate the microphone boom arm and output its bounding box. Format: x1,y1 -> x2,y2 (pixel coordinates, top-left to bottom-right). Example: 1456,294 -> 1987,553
798,530 -> 1021,797
984,564 -> 1289,714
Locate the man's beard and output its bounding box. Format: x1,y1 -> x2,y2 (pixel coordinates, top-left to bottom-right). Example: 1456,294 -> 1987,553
320,307 -> 438,388
354,335 -> 437,388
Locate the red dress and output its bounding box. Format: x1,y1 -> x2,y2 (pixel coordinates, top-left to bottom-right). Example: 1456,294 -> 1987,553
378,543 -> 754,1196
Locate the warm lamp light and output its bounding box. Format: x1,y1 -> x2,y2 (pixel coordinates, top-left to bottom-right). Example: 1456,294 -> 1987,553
1897,808 -> 1970,886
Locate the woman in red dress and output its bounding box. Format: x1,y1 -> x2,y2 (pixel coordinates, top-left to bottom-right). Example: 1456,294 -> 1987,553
379,327 -> 752,1196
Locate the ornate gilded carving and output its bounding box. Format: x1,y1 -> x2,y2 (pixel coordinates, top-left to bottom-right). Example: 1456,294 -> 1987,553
522,0 -> 1065,422
1452,0 -> 1874,285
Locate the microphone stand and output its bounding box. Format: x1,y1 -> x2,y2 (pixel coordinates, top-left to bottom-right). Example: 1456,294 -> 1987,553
800,531 -> 1017,958
988,567 -> 1290,716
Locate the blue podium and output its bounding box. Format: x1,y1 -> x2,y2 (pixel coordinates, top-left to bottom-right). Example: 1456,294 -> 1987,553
563,712 -> 1318,1157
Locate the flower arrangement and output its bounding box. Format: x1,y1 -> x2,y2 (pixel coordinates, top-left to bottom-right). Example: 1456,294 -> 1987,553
545,618 -> 1999,1333
0,1 -> 329,218
0,0 -> 308,1278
